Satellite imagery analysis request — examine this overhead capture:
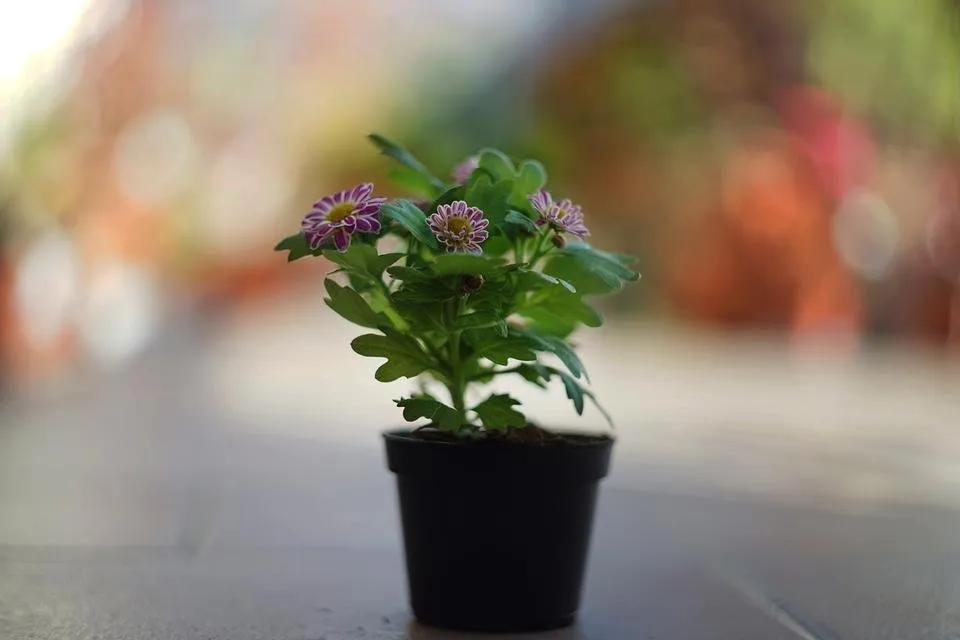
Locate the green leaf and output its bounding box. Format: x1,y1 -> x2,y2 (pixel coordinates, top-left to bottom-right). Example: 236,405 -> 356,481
527,291 -> 603,328
515,159 -> 547,195
324,279 -> 383,329
558,371 -> 584,415
386,266 -> 432,282
393,299 -> 446,333
559,243 -> 640,290
464,174 -> 513,227
512,363 -> 549,388
392,280 -> 459,303
395,396 -> 461,431
274,233 -> 319,262
544,367 -> 614,428
473,393 -> 526,431
322,244 -> 403,280
543,255 -> 618,295
517,307 -> 577,338
504,209 -> 540,234
388,167 -> 435,198
351,332 -> 433,382
381,200 -> 439,249
367,252 -> 406,278
477,149 -> 515,181
478,234 -> 513,258
431,253 -> 504,276
368,134 -> 445,191
516,268 -> 576,293
429,184 -> 465,210
453,310 -> 503,330
516,330 -> 587,380
482,343 -> 537,366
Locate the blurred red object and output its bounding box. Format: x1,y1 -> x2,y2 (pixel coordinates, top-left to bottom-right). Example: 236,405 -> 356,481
666,121 -> 863,342
778,86 -> 877,204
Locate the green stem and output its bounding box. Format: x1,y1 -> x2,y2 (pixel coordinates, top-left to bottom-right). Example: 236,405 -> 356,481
446,296 -> 468,427
373,280 -> 407,330
513,234 -> 529,264
527,231 -> 553,268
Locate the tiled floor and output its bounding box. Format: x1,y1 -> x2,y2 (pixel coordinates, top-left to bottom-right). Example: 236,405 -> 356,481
2,299 -> 960,638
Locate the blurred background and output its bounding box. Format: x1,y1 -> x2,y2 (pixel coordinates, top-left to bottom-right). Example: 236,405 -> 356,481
2,0 -> 960,388
2,0 -> 960,542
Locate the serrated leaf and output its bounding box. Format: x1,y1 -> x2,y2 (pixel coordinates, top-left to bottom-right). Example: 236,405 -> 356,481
369,252 -> 405,277
473,393 -> 526,431
524,291 -> 603,329
544,367 -> 614,428
321,244 -> 403,280
560,243 -> 640,289
477,149 -> 515,181
453,310 -> 503,330
517,268 -> 576,293
515,159 -> 547,195
392,280 -> 459,303
512,363 -> 549,388
482,343 -> 537,366
324,279 -> 383,328
464,174 -> 513,227
558,371 -> 585,415
393,299 -> 446,332
431,253 -> 504,276
351,333 -> 432,382
368,134 -> 445,191
381,200 -> 439,249
504,209 -> 540,234
274,233 -> 320,262
543,255 -> 619,295
517,306 -> 578,338
386,265 -> 432,282
516,330 -> 587,380
395,396 -> 461,431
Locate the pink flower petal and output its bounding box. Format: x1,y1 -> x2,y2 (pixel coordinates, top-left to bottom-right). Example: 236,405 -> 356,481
306,226 -> 333,250
354,216 -> 379,233
312,196 -> 337,213
351,182 -> 374,203
333,229 -> 351,252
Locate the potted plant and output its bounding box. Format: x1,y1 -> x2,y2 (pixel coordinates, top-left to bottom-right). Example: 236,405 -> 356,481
275,135 -> 639,632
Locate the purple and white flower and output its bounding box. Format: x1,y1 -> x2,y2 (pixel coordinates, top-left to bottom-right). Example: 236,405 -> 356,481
301,183 -> 386,252
428,200 -> 489,254
451,155 -> 480,184
528,189 -> 590,239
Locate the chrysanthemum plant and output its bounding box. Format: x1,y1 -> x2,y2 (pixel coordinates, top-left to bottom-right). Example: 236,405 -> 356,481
276,135 -> 638,438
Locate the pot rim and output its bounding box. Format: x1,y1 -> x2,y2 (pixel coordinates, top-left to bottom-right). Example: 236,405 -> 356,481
382,427 -> 616,447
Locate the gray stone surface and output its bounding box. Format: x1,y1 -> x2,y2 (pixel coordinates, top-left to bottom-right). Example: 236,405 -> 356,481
2,303 -> 960,638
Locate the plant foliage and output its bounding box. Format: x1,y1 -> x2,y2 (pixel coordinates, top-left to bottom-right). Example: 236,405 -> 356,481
276,135 -> 639,436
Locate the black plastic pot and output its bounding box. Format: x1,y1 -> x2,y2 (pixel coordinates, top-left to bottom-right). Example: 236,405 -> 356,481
383,429 -> 614,633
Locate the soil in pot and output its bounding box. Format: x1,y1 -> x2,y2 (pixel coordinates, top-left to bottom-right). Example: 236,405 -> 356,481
384,426 -> 614,633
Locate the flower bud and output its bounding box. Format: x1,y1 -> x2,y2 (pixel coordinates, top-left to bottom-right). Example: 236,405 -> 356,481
461,274 -> 485,293
551,234 -> 565,249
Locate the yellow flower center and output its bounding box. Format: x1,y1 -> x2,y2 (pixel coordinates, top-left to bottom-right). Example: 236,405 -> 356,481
446,216 -> 470,235
327,203 -> 355,223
